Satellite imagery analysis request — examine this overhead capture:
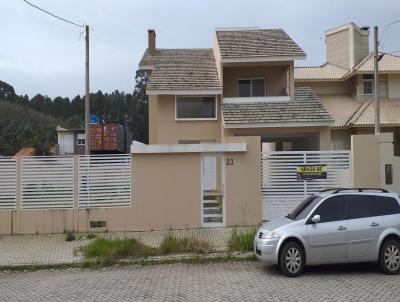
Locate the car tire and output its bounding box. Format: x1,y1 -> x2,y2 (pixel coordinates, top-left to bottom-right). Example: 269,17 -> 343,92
379,239 -> 400,275
279,241 -> 305,277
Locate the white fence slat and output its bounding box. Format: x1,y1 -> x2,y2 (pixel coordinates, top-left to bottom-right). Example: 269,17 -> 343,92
21,156 -> 74,209
261,151 -> 352,221
0,158 -> 17,209
78,154 -> 131,208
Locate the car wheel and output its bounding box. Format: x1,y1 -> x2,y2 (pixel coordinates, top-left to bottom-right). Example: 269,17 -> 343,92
279,241 -> 305,277
379,239 -> 400,275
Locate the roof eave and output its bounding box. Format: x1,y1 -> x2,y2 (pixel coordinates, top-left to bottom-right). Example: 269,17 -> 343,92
146,89 -> 222,96
223,121 -> 333,129
221,54 -> 306,64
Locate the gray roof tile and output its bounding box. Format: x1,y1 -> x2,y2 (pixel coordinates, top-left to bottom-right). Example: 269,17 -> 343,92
216,29 -> 305,59
222,87 -> 333,125
139,49 -> 221,91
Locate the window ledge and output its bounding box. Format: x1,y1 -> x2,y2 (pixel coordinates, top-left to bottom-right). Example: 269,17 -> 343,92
223,96 -> 290,103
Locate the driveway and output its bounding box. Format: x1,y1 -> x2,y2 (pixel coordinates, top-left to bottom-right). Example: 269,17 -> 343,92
0,261 -> 399,301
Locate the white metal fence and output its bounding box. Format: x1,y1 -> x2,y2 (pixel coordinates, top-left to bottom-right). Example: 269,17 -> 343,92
261,151 -> 352,220
0,154 -> 131,210
79,154 -> 131,208
21,156 -> 74,209
0,158 -> 17,209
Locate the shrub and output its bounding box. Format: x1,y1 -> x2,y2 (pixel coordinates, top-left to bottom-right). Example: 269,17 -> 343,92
159,235 -> 212,255
228,228 -> 257,253
81,238 -> 155,263
65,231 -> 76,242
87,233 -> 97,240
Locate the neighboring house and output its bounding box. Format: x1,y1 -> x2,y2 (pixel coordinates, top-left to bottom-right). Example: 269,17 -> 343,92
295,23 -> 400,155
139,28 -> 333,152
56,125 -> 85,155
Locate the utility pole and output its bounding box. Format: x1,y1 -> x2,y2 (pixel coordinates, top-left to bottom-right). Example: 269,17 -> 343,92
374,26 -> 380,134
85,25 -> 90,155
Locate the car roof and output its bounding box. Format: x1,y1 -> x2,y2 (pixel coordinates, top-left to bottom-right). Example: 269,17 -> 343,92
316,188 -> 398,198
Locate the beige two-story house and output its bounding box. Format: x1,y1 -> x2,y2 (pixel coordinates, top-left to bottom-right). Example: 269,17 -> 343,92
295,23 -> 400,155
139,27 -> 333,152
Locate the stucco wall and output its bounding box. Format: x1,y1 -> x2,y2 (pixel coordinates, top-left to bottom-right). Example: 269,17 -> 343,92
224,136 -> 262,226
355,74 -> 388,101
223,64 -> 289,97
149,95 -> 222,144
388,74 -> 400,98
351,134 -> 381,187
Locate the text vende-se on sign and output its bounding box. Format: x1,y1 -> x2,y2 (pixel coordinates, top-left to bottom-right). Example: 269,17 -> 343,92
296,165 -> 327,180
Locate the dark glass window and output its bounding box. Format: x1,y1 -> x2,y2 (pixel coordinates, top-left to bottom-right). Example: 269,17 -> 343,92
363,74 -> 374,95
176,96 -> 216,119
238,79 -> 266,97
348,195 -> 376,219
312,196 -> 347,223
238,80 -> 251,97
252,79 -> 265,96
375,196 -> 400,216
385,164 -> 393,185
288,195 -> 323,221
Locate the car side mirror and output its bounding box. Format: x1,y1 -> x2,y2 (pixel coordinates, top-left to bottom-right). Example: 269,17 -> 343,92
311,215 -> 321,224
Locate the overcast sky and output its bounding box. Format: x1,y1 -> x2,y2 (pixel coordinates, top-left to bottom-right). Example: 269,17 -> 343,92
1,0 -> 400,99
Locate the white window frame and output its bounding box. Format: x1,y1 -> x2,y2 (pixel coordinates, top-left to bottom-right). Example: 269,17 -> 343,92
362,74 -> 374,96
237,77 -> 267,97
175,95 -> 218,121
77,133 -> 86,146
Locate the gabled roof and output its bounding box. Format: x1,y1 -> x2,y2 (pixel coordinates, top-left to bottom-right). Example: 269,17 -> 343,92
139,49 -> 222,93
294,63 -> 349,81
221,87 -> 333,127
354,53 -> 400,73
318,94 -> 364,127
349,98 -> 400,127
295,53 -> 400,81
216,28 -> 306,60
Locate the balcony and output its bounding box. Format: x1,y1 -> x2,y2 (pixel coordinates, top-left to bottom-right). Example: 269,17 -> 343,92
223,95 -> 290,103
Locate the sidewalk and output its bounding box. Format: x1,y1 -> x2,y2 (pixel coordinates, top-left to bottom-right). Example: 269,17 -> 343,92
0,227 -> 254,267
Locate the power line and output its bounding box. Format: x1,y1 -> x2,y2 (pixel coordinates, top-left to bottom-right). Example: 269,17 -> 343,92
22,0 -> 84,28
379,19 -> 400,50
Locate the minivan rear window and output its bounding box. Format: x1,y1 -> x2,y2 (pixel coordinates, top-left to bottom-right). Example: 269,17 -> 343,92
375,196 -> 400,216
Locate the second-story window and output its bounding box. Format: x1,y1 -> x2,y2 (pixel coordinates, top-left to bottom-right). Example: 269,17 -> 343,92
176,96 -> 216,120
238,79 -> 266,97
362,74 -> 373,95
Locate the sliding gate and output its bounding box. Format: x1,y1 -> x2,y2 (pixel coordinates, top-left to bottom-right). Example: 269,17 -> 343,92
261,151 -> 352,221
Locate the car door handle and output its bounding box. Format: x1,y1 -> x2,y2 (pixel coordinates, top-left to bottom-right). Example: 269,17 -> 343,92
337,226 -> 347,231
370,222 -> 380,227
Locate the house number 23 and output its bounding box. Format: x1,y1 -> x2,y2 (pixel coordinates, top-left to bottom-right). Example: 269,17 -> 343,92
226,158 -> 234,166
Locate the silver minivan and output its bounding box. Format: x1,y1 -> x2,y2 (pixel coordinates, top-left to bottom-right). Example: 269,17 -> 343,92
254,188 -> 400,277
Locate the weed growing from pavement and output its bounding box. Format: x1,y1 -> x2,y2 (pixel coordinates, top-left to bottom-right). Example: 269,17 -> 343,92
228,228 -> 257,253
81,238 -> 157,263
159,235 -> 212,255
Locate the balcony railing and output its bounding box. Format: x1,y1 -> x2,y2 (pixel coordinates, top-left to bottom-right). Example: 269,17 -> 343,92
223,96 -> 290,103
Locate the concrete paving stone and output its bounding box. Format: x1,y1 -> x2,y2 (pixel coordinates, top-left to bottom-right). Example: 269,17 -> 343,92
0,261 -> 398,302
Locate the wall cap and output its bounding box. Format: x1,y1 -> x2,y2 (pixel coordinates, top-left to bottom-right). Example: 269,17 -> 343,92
131,142 -> 247,154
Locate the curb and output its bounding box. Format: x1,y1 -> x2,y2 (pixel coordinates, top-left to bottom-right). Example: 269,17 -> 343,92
0,252 -> 256,273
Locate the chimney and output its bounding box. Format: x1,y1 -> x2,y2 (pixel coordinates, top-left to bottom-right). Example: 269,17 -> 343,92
148,29 -> 156,55
325,23 -> 369,69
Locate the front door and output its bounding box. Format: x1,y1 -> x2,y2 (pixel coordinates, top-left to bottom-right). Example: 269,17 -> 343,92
201,154 -> 225,227
307,195 -> 348,263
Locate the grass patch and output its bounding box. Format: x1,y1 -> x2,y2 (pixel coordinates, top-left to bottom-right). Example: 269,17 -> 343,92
81,238 -> 156,264
159,235 -> 212,254
87,233 -> 97,240
228,228 -> 257,253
